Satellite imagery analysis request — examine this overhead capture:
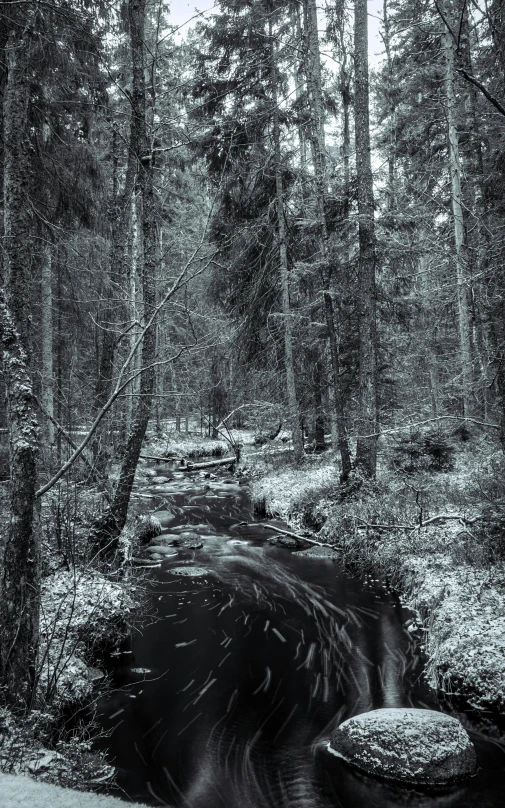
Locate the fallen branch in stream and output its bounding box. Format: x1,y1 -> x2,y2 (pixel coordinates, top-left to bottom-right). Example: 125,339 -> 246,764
140,454 -> 180,462
238,522 -> 342,551
356,513 -> 482,531
139,454 -> 237,470
184,456 -> 237,470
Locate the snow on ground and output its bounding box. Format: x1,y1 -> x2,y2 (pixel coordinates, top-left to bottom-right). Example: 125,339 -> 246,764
249,451 -> 505,715
145,430 -> 228,458
0,772 -> 151,808
250,461 -> 336,525
38,570 -> 135,707
400,548 -> 505,711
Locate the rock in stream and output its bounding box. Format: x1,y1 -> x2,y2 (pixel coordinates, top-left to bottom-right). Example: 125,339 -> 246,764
329,707 -> 477,786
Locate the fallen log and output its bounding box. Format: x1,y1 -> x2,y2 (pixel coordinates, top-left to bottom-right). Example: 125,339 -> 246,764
184,455 -> 236,470
238,521 -> 342,551
140,454 -> 180,462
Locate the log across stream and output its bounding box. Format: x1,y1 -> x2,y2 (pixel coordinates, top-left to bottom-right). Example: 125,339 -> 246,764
94,458 -> 505,808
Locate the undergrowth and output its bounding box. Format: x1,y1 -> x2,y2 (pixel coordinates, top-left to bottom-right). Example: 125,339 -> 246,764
249,430 -> 505,715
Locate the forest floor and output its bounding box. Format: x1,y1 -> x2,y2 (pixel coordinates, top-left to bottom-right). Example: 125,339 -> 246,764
247,428 -> 505,726
0,428 -> 234,793
2,424 -> 504,801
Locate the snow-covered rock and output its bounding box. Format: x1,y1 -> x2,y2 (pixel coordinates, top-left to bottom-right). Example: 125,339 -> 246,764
329,708 -> 477,786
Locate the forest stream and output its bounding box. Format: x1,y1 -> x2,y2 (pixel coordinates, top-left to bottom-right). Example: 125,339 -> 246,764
94,460 -> 505,808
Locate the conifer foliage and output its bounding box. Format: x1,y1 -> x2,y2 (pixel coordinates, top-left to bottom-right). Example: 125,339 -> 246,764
1,0 -> 505,709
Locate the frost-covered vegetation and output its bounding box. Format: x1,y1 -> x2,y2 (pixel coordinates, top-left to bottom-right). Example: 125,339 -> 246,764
0,473 -> 143,788
0,562 -> 137,787
249,430 -> 505,716
146,429 -> 228,459
37,571 -> 135,708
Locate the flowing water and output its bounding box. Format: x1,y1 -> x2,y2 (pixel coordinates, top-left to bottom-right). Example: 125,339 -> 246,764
95,460 -> 505,808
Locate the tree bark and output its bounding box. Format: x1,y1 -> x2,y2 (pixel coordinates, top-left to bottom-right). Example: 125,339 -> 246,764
89,0 -> 157,556
0,27 -> 41,709
354,0 -> 378,476
40,240 -> 54,446
324,292 -> 352,479
269,24 -> 304,462
443,25 -> 473,417
303,0 -> 352,477
418,242 -> 441,418
93,94 -> 137,467
458,3 -> 492,419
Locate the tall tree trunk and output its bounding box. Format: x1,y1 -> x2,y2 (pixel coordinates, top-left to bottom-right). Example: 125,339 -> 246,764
418,242 -> 441,418
458,3 -> 491,419
324,292 -> 352,479
155,226 -> 163,433
303,0 -> 352,477
90,0 -> 157,556
311,355 -> 326,450
93,102 -> 137,469
354,0 -> 378,476
40,239 -> 54,446
56,250 -> 63,465
382,0 -> 396,211
269,25 -> 304,462
293,3 -> 307,176
443,25 -> 473,417
0,27 -> 41,709
125,193 -> 140,435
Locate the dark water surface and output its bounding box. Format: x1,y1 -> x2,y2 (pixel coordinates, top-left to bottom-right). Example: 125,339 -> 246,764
95,461 -> 505,807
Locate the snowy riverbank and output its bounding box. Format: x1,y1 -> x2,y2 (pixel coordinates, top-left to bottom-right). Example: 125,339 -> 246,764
248,443 -> 505,718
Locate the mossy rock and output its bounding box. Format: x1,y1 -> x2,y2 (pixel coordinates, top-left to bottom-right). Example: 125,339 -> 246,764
329,708 -> 477,786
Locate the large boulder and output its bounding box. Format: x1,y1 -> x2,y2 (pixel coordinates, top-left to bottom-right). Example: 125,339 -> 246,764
329,708 -> 477,786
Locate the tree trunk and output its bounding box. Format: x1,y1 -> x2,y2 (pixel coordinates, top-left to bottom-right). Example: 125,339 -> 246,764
293,3 -> 307,175
418,244 -> 441,418
382,0 -> 397,210
89,0 -> 157,556
303,0 -> 352,476
443,25 -> 473,417
458,3 -> 492,419
0,27 -> 41,709
324,292 -> 352,479
93,92 -> 137,464
354,0 -> 378,476
311,356 -> 326,450
40,239 -> 54,446
269,25 -> 304,462
125,193 -> 140,435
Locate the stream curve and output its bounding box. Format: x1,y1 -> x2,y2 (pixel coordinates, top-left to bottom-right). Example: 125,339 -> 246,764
94,459 -> 505,808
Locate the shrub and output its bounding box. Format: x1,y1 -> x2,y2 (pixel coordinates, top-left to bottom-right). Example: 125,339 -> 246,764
391,429 -> 455,474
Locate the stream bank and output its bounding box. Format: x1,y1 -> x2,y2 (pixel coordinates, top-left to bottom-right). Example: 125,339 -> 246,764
248,439 -> 505,724
87,435 -> 505,808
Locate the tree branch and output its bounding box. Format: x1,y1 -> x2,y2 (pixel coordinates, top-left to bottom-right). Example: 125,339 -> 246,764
356,513 -> 481,531
457,67 -> 505,118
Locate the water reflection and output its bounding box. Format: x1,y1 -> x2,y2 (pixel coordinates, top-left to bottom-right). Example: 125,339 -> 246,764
94,464 -> 505,807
